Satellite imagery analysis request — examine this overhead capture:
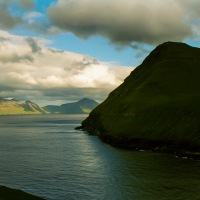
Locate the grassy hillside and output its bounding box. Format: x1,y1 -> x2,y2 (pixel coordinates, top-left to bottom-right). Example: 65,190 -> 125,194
0,99 -> 48,115
81,42 -> 200,152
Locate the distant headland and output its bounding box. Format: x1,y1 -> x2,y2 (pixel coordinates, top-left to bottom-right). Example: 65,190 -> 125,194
0,98 -> 98,115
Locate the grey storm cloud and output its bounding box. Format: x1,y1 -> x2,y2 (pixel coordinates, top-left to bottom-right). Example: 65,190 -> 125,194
179,0 -> 200,16
0,0 -> 35,29
47,0 -> 196,45
0,36 -> 7,42
0,53 -> 33,63
18,0 -> 35,9
0,0 -> 22,28
25,37 -> 42,53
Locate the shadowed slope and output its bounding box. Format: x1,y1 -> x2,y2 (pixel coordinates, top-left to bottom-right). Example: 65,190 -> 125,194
81,42 -> 200,153
0,185 -> 45,200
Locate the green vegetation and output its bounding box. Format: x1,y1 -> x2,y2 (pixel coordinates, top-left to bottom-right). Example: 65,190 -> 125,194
81,106 -> 92,114
81,42 -> 200,153
0,185 -> 45,200
0,99 -> 49,115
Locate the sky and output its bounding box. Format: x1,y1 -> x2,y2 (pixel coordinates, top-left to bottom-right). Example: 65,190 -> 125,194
0,0 -> 200,105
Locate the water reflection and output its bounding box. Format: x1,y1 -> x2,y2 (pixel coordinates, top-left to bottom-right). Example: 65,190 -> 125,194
0,115 -> 199,200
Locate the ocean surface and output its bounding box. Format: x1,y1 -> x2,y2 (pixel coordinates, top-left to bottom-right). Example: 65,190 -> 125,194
0,114 -> 200,200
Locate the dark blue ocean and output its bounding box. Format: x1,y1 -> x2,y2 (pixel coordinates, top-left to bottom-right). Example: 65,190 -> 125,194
0,114 -> 200,200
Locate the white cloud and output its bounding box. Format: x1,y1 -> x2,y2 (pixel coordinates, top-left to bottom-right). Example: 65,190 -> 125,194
0,30 -> 133,103
73,64 -> 118,88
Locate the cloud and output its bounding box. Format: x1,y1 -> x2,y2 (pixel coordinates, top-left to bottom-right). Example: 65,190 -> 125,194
0,0 -> 35,29
25,37 -> 42,53
1,0 -> 200,46
18,0 -> 35,9
0,30 -> 133,104
24,12 -> 44,25
0,0 -> 22,28
178,0 -> 200,17
48,0 -> 194,45
177,0 -> 200,37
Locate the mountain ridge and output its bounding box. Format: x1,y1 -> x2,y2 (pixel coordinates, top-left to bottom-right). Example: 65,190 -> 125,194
0,98 -> 98,115
45,98 -> 99,114
0,98 -> 48,115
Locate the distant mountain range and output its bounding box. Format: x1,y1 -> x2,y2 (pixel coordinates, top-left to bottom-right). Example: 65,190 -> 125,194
0,97 -> 98,115
44,98 -> 99,114
0,98 -> 47,115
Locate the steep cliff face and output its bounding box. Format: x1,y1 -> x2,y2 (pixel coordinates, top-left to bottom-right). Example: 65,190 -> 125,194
81,42 -> 200,152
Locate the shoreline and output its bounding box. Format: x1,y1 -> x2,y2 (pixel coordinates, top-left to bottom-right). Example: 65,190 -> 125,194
76,126 -> 200,160
0,185 -> 45,200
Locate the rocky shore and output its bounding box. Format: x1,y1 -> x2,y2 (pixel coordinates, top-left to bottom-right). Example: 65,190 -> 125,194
77,125 -> 200,160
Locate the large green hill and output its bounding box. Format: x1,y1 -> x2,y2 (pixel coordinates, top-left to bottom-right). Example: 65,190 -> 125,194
81,42 -> 200,154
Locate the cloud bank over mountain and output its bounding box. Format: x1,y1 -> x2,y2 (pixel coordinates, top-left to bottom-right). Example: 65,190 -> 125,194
0,0 -> 200,104
0,30 -> 133,104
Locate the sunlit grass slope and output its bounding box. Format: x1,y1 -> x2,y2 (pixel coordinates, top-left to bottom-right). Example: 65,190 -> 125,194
82,42 -> 200,149
0,100 -> 48,115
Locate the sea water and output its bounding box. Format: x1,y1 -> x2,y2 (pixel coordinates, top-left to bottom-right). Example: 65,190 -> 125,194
0,115 -> 200,200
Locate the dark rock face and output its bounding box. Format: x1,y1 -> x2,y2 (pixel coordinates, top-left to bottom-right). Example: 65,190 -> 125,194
81,42 -> 200,155
0,185 -> 45,200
